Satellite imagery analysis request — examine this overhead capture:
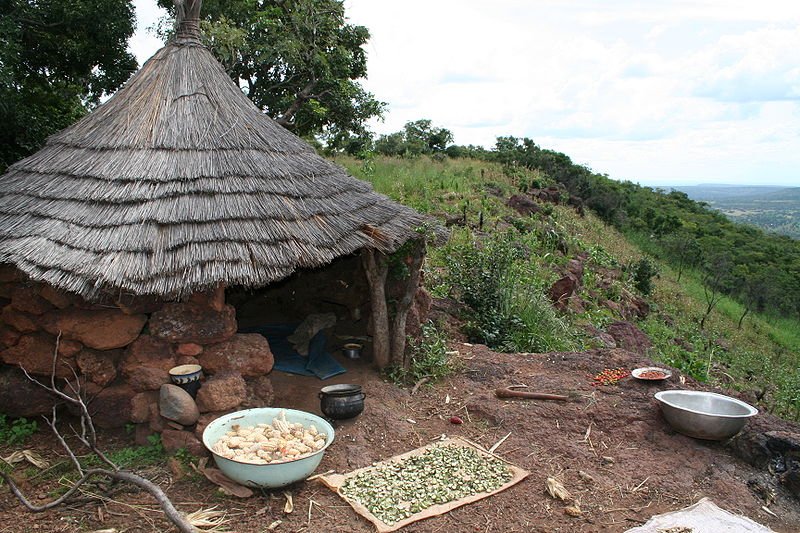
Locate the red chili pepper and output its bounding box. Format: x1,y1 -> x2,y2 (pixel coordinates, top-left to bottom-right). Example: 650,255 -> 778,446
591,368 -> 630,386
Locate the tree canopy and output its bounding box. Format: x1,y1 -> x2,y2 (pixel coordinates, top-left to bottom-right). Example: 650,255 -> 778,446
374,119 -> 454,157
0,0 -> 137,171
158,0 -> 384,149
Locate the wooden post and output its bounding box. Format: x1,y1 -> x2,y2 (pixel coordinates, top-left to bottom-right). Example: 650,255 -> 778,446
390,239 -> 425,369
361,248 -> 390,369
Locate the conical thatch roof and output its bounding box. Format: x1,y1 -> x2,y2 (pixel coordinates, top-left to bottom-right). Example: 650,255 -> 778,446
0,2 -> 431,300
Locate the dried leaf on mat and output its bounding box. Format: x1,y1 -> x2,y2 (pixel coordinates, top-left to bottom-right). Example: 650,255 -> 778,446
546,477 -> 572,501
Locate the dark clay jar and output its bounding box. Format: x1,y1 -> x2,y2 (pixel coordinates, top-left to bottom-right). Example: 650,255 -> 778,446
319,384 -> 365,420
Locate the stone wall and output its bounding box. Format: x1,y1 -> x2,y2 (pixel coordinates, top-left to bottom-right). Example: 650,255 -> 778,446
0,266 -> 274,455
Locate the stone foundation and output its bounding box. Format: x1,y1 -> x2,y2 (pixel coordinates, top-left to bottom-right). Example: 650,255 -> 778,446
0,265 -> 275,456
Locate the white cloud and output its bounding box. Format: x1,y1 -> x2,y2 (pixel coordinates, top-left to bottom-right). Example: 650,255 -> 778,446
128,0 -> 800,185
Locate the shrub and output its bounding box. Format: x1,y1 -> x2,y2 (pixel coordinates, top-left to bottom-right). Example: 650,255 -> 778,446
632,257 -> 658,295
442,230 -> 575,353
0,415 -> 37,445
389,321 -> 452,385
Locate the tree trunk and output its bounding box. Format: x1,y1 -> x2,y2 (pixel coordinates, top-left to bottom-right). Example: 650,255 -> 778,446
390,240 -> 425,369
737,306 -> 750,330
362,248 -> 390,369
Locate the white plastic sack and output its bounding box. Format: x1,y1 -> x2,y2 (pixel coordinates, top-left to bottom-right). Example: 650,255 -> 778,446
625,497 -> 774,533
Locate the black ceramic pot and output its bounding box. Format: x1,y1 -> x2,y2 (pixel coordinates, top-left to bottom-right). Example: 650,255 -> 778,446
319,384 -> 365,420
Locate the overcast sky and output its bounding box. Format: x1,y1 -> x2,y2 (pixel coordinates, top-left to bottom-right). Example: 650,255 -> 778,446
129,0 -> 799,186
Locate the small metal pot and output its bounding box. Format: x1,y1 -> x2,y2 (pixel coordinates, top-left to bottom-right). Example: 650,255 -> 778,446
342,343 -> 362,359
319,384 -> 365,420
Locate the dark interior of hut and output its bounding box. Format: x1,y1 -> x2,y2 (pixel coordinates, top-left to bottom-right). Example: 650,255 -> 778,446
226,253 -> 373,377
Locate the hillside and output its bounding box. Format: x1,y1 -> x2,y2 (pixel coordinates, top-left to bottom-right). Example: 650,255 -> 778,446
670,185 -> 800,238
336,154 -> 800,422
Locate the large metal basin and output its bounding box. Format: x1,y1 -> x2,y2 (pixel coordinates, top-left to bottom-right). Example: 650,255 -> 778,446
655,390 -> 757,441
202,407 -> 335,488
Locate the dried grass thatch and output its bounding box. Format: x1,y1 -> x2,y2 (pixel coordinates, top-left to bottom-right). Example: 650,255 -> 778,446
0,4 -> 432,300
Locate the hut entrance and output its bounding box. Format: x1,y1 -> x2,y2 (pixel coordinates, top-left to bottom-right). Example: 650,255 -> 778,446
227,253 -> 372,375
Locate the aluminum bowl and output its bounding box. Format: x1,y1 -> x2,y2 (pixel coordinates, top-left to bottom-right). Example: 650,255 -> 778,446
202,407 -> 335,488
655,390 -> 757,441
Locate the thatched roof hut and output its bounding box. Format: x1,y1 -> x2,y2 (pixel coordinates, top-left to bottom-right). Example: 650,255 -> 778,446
0,0 -> 428,301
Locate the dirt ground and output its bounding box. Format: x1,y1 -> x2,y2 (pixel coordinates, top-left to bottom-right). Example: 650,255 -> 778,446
2,344 -> 799,533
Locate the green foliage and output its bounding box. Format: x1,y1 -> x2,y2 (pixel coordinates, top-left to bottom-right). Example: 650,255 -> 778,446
388,321 -> 452,385
0,415 -> 38,445
0,0 -> 137,170
100,434 -> 165,469
374,119 -> 454,157
441,230 -> 575,353
158,0 -> 384,150
631,257 -> 658,295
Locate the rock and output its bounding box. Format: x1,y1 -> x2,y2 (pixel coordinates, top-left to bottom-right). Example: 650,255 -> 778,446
135,423 -> 155,446
161,428 -> 208,456
194,411 -> 233,440
0,325 -> 21,348
11,286 -> 53,315
629,295 -> 650,319
603,299 -> 623,317
606,321 -> 652,355
188,285 -> 226,312
548,276 -> 578,306
0,265 -> 24,282
127,367 -> 171,392
115,294 -> 164,315
41,309 -> 146,350
0,332 -> 75,378
149,302 -> 237,345
2,305 -> 38,333
159,384 -> 200,426
148,403 -> 170,432
195,372 -> 247,413
176,355 -> 200,367
86,383 -> 136,428
507,195 -> 542,216
76,348 -> 120,387
0,366 -> 57,416
241,375 -> 274,409
566,259 -> 584,282
121,335 -> 177,375
176,343 -> 203,357
130,391 -> 159,424
198,334 -> 273,377
39,286 -> 81,309
584,325 -> 616,349
57,339 -> 83,357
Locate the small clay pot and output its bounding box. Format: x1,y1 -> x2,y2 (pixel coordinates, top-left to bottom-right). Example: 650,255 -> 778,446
319,384 -> 365,420
169,364 -> 203,398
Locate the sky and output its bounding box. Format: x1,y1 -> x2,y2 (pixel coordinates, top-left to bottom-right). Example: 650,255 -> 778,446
129,0 -> 800,186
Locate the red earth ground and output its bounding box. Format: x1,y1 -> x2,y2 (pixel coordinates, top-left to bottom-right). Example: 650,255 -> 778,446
1,344 -> 799,532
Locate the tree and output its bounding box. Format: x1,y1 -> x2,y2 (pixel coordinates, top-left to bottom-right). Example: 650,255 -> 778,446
373,119 -> 454,157
700,253 -> 732,330
0,0 -> 137,171
158,0 -> 384,149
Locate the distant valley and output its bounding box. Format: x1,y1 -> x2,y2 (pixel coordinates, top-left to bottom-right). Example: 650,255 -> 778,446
666,184 -> 800,239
